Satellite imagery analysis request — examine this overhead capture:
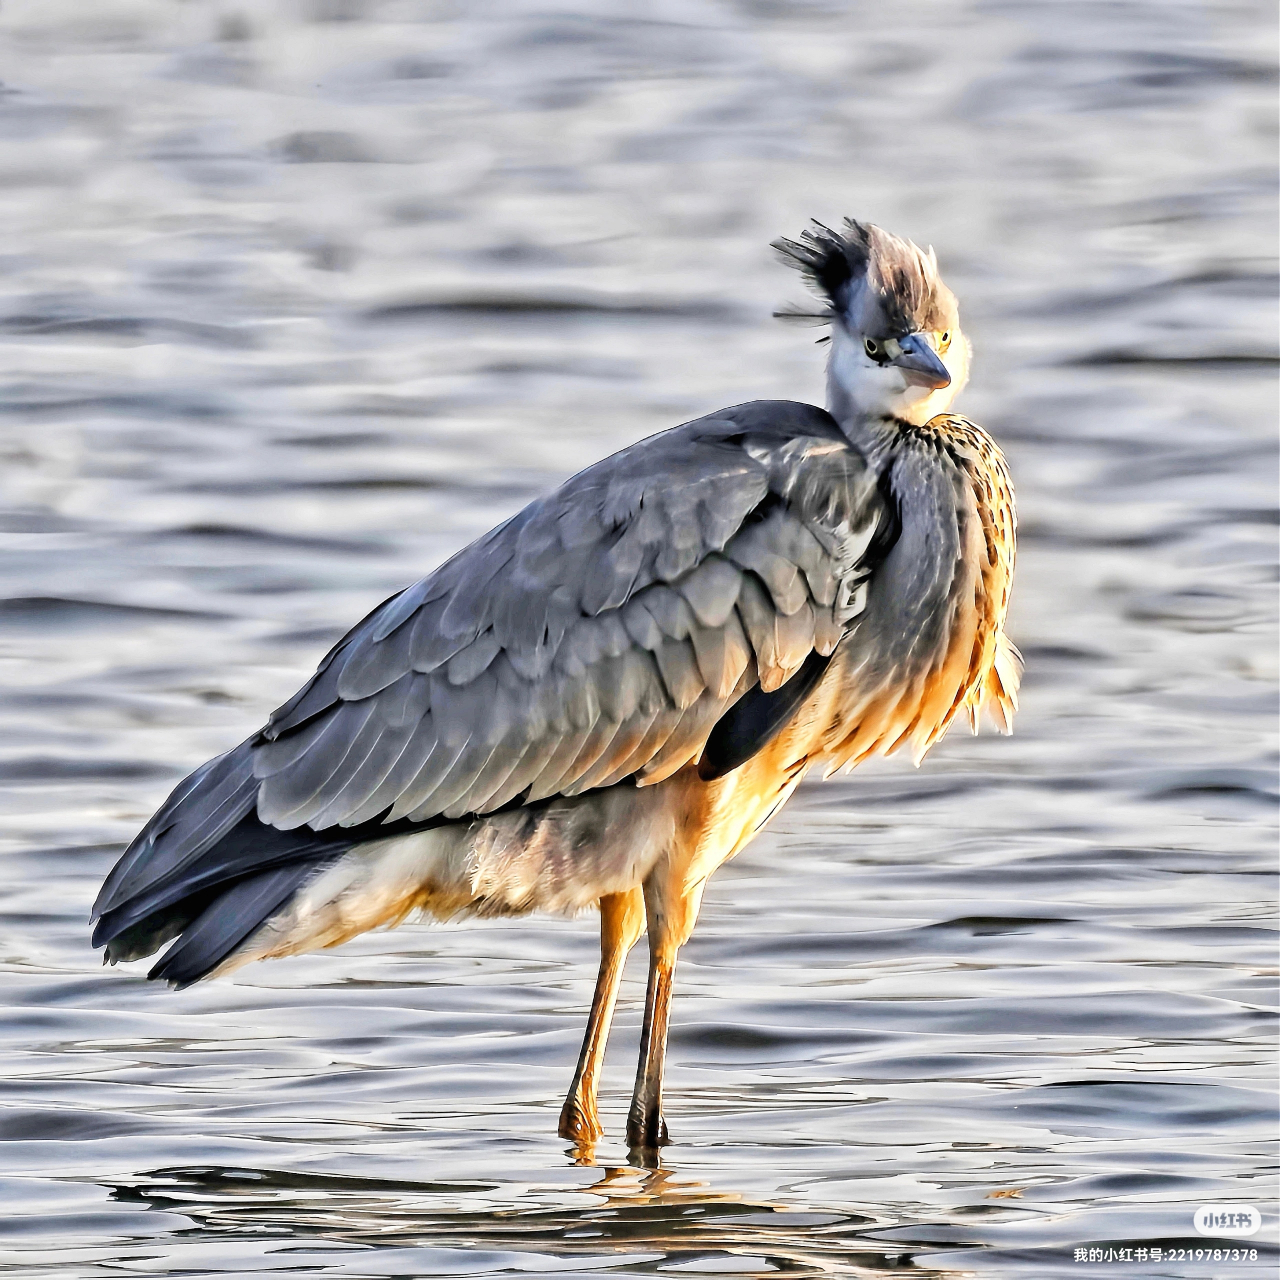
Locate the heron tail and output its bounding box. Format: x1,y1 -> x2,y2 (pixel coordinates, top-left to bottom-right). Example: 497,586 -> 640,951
91,741 -> 351,988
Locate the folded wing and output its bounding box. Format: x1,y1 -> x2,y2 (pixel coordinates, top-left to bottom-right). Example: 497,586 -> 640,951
252,401 -> 884,830
92,401 -> 887,961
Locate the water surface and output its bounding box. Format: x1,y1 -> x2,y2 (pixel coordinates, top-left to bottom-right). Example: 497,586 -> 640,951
0,2 -> 1276,1276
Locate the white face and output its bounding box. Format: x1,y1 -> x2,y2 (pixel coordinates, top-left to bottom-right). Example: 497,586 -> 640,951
828,323 -> 969,427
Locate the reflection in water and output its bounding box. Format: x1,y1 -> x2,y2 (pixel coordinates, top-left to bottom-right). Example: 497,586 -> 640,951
110,1162 -> 920,1277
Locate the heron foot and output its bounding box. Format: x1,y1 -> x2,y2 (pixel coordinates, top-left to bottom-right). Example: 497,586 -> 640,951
625,1108 -> 669,1152
558,1098 -> 604,1144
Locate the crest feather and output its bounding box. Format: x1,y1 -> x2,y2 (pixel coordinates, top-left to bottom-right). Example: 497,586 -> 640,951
771,219 -> 871,315
772,218 -> 956,336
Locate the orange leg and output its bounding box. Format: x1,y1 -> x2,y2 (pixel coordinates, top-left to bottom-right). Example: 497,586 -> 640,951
626,867 -> 707,1154
559,889 -> 645,1144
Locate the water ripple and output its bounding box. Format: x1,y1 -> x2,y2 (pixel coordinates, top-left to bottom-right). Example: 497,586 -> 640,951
0,2 -> 1274,1277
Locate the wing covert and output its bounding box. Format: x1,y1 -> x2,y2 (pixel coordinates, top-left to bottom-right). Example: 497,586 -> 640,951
252,401 -> 885,831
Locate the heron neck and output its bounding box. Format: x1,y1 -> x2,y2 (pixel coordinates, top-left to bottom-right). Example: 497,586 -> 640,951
826,378 -> 901,462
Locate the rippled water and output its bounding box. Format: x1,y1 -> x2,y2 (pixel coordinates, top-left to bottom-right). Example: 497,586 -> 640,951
1,2 -> 1276,1276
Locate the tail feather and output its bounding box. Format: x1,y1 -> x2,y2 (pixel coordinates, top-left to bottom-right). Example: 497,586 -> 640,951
147,863 -> 327,989
97,894 -> 218,966
93,741 -> 258,923
92,736 -> 455,986
93,806 -> 361,951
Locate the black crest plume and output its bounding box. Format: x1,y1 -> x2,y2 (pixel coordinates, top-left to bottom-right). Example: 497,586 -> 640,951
772,218 -> 953,337
771,219 -> 872,320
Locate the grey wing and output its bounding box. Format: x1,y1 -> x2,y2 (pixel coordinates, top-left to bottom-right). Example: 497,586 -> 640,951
251,401 -> 886,832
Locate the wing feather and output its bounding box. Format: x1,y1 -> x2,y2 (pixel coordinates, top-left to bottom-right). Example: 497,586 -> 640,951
258,698 -> 384,829
339,713 -> 440,826
678,555 -> 743,628
523,722 -> 598,803
445,629 -> 502,685
337,613 -> 417,700
734,575 -> 786,691
635,689 -> 737,785
654,636 -> 705,709
594,705 -> 688,790
725,515 -> 809,615
407,595 -> 463,674
304,707 -> 411,830
773,599 -> 818,675
308,712 -> 423,827
471,727 -> 565,812
249,402 -> 884,833
571,707 -> 665,794
384,721 -> 467,821
622,596 -> 664,650
639,584 -> 698,641
688,611 -> 752,700
546,713 -> 629,799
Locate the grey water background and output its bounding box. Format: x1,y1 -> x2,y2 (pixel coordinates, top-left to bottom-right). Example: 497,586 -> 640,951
0,1 -> 1276,1276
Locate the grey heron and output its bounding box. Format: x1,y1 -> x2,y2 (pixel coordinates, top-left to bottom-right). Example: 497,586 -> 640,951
92,219 -> 1019,1152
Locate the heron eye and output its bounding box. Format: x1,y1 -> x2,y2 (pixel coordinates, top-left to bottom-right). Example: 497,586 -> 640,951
864,338 -> 880,358
938,330 -> 952,353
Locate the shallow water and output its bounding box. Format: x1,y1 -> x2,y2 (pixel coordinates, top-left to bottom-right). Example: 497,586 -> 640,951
0,1 -> 1276,1276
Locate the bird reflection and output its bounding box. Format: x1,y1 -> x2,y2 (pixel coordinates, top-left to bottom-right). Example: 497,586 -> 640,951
104,1158 -> 930,1274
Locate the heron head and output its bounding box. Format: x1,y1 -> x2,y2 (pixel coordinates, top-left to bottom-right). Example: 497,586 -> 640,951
773,219 -> 969,428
